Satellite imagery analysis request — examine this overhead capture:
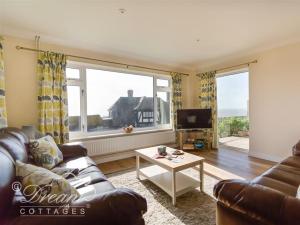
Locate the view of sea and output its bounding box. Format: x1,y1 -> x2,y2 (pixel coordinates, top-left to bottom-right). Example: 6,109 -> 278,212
218,108 -> 248,118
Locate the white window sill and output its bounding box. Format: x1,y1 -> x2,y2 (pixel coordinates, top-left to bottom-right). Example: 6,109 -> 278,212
69,128 -> 174,142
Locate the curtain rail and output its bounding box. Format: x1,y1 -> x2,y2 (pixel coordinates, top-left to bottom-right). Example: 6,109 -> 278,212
196,60 -> 258,76
16,45 -> 189,76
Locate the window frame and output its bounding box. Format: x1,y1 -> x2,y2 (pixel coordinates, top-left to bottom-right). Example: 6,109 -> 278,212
66,61 -> 172,139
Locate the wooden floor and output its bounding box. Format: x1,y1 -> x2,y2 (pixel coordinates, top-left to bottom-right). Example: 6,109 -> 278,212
98,147 -> 276,180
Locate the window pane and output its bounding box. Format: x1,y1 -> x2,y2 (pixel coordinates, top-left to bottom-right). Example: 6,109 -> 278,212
156,79 -> 169,87
66,68 -> 80,79
67,86 -> 81,132
86,69 -> 154,132
156,91 -> 170,125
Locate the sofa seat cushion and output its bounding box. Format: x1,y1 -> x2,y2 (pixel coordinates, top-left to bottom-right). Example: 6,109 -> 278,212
57,156 -> 96,170
67,166 -> 107,188
55,156 -> 107,188
76,181 -> 115,198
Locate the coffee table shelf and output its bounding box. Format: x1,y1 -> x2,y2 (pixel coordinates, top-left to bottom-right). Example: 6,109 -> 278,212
139,165 -> 199,197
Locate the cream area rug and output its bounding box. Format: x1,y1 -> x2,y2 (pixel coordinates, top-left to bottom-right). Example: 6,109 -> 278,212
107,167 -> 219,225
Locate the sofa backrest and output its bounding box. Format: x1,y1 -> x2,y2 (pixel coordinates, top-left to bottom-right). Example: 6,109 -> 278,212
293,140 -> 300,156
0,147 -> 16,218
0,128 -> 29,162
0,127 -> 29,144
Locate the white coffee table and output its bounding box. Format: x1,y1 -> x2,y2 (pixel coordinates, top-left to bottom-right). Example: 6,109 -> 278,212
135,146 -> 204,206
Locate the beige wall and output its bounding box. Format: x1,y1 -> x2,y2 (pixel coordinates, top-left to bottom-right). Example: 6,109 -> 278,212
4,37 -> 38,127
3,35 -> 193,128
249,43 -> 300,161
195,42 -> 300,162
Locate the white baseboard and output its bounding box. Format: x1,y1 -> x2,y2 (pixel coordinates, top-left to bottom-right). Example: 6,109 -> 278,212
248,151 -> 283,162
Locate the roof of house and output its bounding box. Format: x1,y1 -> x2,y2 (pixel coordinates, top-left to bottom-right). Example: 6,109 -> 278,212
109,97 -> 141,111
109,96 -> 169,113
134,97 -> 154,111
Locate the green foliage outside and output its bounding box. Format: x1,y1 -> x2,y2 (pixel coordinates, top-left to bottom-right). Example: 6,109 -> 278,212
218,116 -> 249,138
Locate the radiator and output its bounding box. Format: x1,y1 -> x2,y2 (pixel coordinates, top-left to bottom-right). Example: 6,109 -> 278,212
81,130 -> 175,157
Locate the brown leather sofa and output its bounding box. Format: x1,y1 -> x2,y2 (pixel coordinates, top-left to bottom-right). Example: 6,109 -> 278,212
0,128 -> 147,225
214,141 -> 300,225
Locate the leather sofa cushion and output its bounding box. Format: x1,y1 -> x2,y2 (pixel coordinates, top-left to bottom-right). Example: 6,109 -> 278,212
293,140 -> 300,156
261,166 -> 300,187
0,134 -> 28,162
76,181 -> 115,198
57,156 -> 96,170
0,128 -> 28,145
68,166 -> 107,188
251,161 -> 300,196
0,148 -> 16,217
252,176 -> 297,196
56,156 -> 107,188
281,156 -> 300,169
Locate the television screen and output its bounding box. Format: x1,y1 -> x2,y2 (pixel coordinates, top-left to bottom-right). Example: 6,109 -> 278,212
177,109 -> 212,130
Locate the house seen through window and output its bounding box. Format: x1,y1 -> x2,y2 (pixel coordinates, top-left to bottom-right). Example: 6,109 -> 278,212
66,63 -> 172,137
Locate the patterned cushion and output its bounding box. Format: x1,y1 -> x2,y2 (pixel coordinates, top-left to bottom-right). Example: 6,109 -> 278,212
16,160 -> 79,205
29,135 -> 63,169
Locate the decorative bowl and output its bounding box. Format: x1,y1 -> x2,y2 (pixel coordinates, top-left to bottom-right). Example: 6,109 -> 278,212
123,125 -> 134,133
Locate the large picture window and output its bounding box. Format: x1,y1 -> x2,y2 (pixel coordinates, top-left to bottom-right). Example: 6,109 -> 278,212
66,62 -> 172,138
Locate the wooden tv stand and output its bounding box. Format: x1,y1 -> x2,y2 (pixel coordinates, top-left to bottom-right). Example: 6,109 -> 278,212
177,129 -> 212,151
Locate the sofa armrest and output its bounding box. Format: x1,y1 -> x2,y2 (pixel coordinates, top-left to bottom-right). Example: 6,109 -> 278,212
292,140 -> 300,156
58,142 -> 87,159
214,179 -> 300,225
71,188 -> 147,225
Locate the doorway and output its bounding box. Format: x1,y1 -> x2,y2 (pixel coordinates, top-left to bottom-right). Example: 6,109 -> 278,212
216,70 -> 249,152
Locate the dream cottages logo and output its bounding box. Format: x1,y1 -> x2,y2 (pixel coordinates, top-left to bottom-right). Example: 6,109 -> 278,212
12,172 -> 92,217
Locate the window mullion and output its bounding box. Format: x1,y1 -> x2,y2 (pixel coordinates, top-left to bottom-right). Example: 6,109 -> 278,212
153,77 -> 158,128
81,67 -> 87,133
169,76 -> 172,129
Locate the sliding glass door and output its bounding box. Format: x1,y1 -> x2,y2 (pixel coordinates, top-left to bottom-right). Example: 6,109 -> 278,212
216,71 -> 249,152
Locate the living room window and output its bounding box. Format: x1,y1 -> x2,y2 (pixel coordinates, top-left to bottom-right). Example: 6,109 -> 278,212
66,62 -> 172,138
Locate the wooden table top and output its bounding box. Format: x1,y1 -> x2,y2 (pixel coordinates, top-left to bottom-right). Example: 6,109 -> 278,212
135,146 -> 204,171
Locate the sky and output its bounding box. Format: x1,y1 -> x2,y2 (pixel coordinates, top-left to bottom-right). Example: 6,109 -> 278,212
216,71 -> 249,116
86,69 -> 153,117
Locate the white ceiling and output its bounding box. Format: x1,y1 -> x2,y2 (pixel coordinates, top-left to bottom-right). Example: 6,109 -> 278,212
1,0 -> 300,71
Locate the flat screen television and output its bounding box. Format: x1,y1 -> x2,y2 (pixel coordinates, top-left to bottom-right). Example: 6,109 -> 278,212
177,109 -> 212,130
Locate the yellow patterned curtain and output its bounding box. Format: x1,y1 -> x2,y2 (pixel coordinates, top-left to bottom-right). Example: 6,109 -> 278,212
171,72 -> 183,144
198,71 -> 218,149
0,37 -> 7,128
37,52 -> 69,144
